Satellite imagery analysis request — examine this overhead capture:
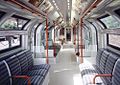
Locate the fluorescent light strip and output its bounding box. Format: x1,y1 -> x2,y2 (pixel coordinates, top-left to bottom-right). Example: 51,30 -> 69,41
67,0 -> 69,3
68,2 -> 70,6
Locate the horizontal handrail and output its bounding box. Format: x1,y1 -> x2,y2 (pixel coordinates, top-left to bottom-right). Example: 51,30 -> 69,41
12,75 -> 31,85
93,74 -> 112,84
6,0 -> 46,18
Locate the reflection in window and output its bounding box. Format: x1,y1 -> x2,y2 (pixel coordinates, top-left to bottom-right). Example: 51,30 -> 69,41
100,15 -> 120,29
0,35 -> 21,52
0,15 -> 29,30
0,38 -> 9,50
0,11 -> 5,19
108,34 -> 120,49
11,35 -> 20,47
114,8 -> 120,16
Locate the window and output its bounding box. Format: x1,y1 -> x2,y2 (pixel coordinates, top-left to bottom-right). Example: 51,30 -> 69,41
114,8 -> 120,16
0,11 -> 5,19
0,15 -> 30,30
107,34 -> 120,50
99,15 -> 120,29
0,35 -> 21,52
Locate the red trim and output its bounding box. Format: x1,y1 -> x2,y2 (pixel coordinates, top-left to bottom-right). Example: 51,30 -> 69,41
53,28 -> 56,57
79,0 -> 103,63
93,74 -> 112,84
82,0 -> 102,18
13,75 -> 31,85
7,0 -> 45,17
80,18 -> 83,63
46,15 -> 49,64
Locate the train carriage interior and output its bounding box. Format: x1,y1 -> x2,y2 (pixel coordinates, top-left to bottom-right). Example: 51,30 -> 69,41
0,0 -> 120,85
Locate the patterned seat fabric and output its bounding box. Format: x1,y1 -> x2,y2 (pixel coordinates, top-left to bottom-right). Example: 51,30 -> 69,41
80,49 -> 119,85
112,59 -> 120,85
6,55 -> 22,75
0,61 -> 11,85
99,50 -> 110,73
31,64 -> 50,70
25,50 -> 50,70
26,69 -> 48,77
16,51 -> 29,73
16,51 -> 48,77
6,55 -> 45,85
96,48 -> 105,67
104,53 -> 119,84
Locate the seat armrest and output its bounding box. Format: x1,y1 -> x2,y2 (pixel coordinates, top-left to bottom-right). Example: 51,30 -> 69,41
11,75 -> 31,85
93,74 -> 112,84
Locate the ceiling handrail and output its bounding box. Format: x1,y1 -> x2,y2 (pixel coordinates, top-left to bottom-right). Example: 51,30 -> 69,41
6,0 -> 46,18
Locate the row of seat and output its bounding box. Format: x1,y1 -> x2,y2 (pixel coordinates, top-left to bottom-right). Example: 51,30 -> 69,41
0,50 -> 50,85
80,48 -> 120,85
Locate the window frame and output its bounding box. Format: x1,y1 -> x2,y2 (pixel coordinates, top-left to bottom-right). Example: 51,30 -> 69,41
0,15 -> 30,30
97,14 -> 109,29
12,15 -> 30,30
97,14 -> 120,29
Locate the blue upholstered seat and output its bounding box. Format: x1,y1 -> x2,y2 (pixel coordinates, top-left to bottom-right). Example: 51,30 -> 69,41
0,61 -> 11,85
12,76 -> 44,85
104,53 -> 119,84
16,51 -> 48,77
112,59 -> 120,85
80,49 -> 120,85
25,50 -> 50,70
6,55 -> 45,85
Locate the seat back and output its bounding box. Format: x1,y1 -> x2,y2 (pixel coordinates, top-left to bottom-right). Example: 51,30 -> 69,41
16,50 -> 29,73
0,61 -> 11,85
96,48 -> 105,67
99,50 -> 109,73
104,53 -> 119,84
25,50 -> 34,69
112,59 -> 120,85
6,55 -> 22,75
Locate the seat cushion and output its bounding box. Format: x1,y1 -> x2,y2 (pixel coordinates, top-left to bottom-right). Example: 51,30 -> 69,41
26,69 -> 48,77
13,76 -> 44,85
31,64 -> 50,70
112,59 -> 120,85
81,64 -> 101,77
99,50 -> 109,73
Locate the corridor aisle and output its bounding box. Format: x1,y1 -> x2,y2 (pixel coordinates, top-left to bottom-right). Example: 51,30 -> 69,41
49,63 -> 83,85
49,43 -> 83,85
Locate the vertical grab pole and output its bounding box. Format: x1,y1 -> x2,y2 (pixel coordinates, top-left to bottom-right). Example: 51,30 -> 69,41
74,26 -> 76,46
53,22 -> 56,57
46,14 -> 49,64
80,18 -> 83,63
73,26 -> 76,48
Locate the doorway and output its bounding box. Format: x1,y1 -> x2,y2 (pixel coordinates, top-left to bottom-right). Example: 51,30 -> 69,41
66,29 -> 71,41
